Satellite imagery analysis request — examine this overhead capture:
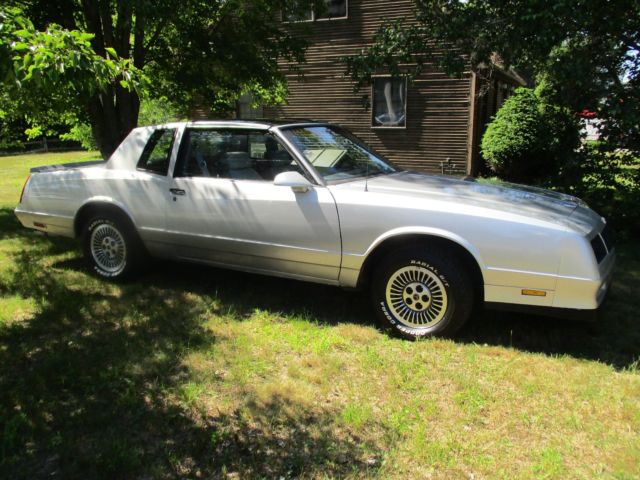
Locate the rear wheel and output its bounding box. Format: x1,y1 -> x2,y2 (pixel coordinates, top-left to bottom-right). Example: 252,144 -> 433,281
82,214 -> 143,280
371,246 -> 474,339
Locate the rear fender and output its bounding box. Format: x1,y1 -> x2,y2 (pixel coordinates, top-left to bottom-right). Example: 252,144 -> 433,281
74,196 -> 138,238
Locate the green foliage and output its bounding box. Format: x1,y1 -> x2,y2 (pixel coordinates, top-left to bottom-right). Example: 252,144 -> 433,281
481,88 -> 580,182
0,89 -> 26,151
345,0 -> 640,153
481,87 -> 639,237
0,5 -> 143,157
143,0 -> 311,117
59,123 -> 96,151
1,7 -> 141,96
59,97 -> 182,150
137,97 -> 182,126
550,143 -> 640,239
2,1 -> 314,158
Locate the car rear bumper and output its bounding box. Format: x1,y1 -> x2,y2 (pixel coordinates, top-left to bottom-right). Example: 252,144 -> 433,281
14,206 -> 75,238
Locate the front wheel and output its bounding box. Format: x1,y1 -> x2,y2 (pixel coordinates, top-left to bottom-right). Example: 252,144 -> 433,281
371,246 -> 474,339
82,214 -> 143,280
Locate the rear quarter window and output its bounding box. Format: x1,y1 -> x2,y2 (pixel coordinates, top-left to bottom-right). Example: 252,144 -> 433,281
137,129 -> 176,175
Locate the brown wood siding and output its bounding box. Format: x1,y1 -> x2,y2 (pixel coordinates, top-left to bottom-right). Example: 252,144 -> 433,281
263,0 -> 473,174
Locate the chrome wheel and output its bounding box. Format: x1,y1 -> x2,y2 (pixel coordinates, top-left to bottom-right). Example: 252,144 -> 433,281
89,223 -> 127,274
385,265 -> 448,328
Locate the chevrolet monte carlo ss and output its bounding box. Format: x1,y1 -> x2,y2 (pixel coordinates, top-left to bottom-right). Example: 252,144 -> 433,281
15,121 -> 616,339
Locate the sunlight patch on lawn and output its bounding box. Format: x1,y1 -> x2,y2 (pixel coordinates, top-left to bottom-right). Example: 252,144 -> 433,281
0,294 -> 38,326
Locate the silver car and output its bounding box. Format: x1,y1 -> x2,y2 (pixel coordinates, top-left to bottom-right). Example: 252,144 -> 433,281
15,121 -> 616,339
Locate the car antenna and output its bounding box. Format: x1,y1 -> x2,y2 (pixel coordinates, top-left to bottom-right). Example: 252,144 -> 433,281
364,158 -> 369,192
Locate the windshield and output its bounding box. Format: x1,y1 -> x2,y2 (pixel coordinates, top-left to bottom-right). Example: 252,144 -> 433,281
280,126 -> 399,182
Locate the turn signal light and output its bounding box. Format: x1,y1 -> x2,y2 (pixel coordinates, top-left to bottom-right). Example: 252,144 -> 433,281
19,175 -> 30,203
521,289 -> 547,297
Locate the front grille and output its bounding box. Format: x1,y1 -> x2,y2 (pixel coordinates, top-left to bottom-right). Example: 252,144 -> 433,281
600,223 -> 615,251
591,235 -> 607,263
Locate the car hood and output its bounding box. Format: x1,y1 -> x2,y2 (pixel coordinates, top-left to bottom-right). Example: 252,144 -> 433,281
330,172 -> 597,232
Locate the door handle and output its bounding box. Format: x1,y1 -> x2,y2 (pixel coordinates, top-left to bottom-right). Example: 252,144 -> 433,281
170,188 -> 186,196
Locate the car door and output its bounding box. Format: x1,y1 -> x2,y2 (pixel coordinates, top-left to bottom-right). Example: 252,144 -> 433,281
164,127 -> 342,283
122,127 -> 177,256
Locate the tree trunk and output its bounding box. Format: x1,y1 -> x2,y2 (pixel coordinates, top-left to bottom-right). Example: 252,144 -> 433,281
88,87 -> 140,159
81,0 -> 141,159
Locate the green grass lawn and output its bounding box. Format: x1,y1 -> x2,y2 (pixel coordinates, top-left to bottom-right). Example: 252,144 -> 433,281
1,152 -> 639,479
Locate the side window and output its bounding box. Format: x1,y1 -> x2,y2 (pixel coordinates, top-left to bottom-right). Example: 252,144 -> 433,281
176,129 -> 226,178
137,129 -> 176,175
175,129 -> 305,182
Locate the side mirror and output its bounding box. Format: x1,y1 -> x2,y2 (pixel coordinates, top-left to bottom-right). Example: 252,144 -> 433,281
273,171 -> 313,193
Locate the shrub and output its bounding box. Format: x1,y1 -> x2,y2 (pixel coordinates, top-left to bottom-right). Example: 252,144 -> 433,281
481,87 -> 580,182
549,142 -> 640,239
481,87 -> 639,237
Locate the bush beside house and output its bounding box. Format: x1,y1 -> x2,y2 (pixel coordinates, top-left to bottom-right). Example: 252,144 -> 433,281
481,87 -> 640,239
481,87 -> 580,183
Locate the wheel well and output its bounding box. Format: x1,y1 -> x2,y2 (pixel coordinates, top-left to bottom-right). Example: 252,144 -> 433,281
74,202 -> 135,238
357,234 -> 484,303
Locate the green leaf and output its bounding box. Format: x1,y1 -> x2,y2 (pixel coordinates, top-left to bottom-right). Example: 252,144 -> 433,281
12,28 -> 31,37
10,42 -> 29,51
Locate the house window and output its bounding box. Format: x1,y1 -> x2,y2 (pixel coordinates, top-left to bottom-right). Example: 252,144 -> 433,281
317,0 -> 347,19
372,77 -> 407,128
285,6 -> 313,22
285,0 -> 347,22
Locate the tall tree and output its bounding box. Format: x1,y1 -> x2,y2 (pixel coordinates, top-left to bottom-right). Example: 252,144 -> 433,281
344,0 -> 640,151
2,1 -> 312,158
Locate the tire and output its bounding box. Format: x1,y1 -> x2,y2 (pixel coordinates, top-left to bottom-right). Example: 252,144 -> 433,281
371,246 -> 474,339
82,213 -> 143,281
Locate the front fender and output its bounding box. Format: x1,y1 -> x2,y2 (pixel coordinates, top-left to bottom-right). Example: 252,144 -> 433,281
365,226 -> 485,267
339,226 -> 485,288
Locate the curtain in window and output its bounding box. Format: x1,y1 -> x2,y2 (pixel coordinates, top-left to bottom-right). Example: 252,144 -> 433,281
373,78 -> 406,127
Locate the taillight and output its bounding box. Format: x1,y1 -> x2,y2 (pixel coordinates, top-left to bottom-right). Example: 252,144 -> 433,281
19,175 -> 31,204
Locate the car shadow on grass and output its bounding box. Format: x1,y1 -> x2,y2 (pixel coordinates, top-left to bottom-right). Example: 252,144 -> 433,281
0,211 -> 380,479
137,251 -> 640,372
144,259 -> 373,327
4,203 -> 639,374
31,214 -> 640,374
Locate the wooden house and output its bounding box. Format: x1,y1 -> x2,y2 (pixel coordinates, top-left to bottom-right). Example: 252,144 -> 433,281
242,0 -> 524,176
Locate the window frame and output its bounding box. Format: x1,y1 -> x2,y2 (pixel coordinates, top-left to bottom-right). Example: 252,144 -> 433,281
173,127 -> 313,183
283,0 -> 348,23
370,75 -> 408,130
136,128 -> 177,176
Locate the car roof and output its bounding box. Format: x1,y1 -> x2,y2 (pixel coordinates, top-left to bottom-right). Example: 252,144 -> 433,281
183,119 -> 331,130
